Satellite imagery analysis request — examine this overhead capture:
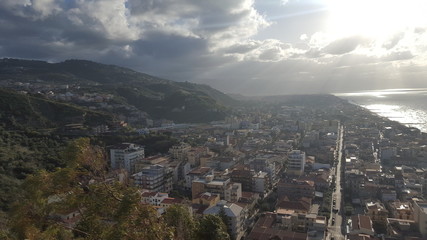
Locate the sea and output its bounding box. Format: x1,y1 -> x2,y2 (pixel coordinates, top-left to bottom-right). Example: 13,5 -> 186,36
334,88 -> 427,133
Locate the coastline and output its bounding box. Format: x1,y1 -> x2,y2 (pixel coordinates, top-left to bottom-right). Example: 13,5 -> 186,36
334,88 -> 427,134
340,98 -> 426,135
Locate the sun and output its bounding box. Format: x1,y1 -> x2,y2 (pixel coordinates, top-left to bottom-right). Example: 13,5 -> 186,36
325,0 -> 427,38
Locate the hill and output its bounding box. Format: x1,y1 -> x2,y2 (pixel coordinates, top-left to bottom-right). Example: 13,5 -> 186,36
0,88 -> 114,130
0,58 -> 238,123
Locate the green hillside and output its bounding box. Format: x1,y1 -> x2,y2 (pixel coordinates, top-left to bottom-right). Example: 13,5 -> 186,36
0,88 -> 113,129
0,58 -> 238,123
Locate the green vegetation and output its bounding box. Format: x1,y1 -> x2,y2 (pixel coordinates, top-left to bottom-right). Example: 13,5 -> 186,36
0,126 -> 67,211
257,191 -> 278,212
319,184 -> 334,220
0,88 -> 178,212
2,138 -> 231,240
93,133 -> 178,156
0,88 -> 113,129
0,58 -> 236,123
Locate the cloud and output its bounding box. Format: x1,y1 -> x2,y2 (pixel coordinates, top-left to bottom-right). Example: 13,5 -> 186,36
280,0 -> 289,5
382,32 -> 404,50
382,50 -> 414,62
322,36 -> 368,55
1,0 -> 427,95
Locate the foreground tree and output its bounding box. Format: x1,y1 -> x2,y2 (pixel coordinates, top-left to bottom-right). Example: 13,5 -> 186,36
195,215 -> 230,240
7,138 -> 173,240
163,205 -> 196,240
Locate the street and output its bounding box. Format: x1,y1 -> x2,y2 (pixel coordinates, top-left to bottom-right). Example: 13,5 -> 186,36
327,123 -> 345,240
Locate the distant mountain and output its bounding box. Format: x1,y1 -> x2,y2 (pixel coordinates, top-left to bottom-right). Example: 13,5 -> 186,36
0,58 -> 238,123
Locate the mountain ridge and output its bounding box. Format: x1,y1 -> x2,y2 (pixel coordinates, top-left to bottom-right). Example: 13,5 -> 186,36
0,58 -> 238,123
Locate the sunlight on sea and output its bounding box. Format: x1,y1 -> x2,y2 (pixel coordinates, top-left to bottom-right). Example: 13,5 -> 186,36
335,88 -> 427,133
363,104 -> 427,132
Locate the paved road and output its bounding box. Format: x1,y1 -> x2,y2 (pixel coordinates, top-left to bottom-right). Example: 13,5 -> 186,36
327,123 -> 345,240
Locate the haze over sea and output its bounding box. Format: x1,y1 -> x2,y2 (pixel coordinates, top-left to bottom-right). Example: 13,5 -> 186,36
335,88 -> 427,133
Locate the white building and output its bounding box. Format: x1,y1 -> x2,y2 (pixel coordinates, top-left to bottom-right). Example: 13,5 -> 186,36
204,200 -> 244,240
110,143 -> 144,173
253,171 -> 269,194
287,150 -> 306,176
141,192 -> 169,206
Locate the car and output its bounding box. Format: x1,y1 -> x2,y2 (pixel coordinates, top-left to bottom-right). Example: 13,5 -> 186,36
331,217 -> 335,225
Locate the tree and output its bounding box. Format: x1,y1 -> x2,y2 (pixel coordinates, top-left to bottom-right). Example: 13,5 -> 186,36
195,215 -> 230,240
218,207 -> 233,239
7,138 -> 174,240
163,205 -> 196,240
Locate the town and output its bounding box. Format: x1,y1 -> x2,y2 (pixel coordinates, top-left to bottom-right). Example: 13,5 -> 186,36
2,78 -> 427,240
35,89 -> 427,240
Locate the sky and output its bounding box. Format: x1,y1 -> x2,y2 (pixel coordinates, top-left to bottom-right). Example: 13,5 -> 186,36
1,0 -> 427,95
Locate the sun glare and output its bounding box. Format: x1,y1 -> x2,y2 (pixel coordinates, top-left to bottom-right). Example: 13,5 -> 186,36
325,0 -> 427,37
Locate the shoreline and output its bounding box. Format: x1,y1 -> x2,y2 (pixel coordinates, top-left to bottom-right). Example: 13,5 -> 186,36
340,98 -> 427,135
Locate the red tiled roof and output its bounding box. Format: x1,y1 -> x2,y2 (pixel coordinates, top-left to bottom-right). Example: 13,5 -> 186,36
141,192 -> 157,197
351,215 -> 373,231
197,192 -> 219,201
161,198 -> 183,205
276,197 -> 311,212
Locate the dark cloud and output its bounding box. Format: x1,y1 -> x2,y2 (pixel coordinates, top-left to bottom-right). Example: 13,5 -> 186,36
0,0 -> 426,95
132,33 -> 207,59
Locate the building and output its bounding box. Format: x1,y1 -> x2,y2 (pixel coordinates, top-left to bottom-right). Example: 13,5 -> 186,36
348,214 -> 375,236
366,202 -> 389,225
253,171 -> 270,195
192,175 -> 242,202
132,164 -> 173,193
287,150 -> 306,176
204,201 -> 245,240
160,197 -> 185,209
185,167 -> 213,190
187,147 -> 210,167
110,143 -> 145,173
250,155 -> 282,184
413,201 -> 427,237
229,166 -> 255,192
192,192 -> 220,208
386,218 -> 419,239
141,192 -> 169,206
387,200 -> 414,220
169,142 -> 191,161
380,189 -> 397,202
246,212 -> 308,240
276,197 -> 312,215
277,178 -> 315,201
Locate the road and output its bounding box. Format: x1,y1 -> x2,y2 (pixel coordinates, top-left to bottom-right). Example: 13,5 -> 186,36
327,123 -> 345,240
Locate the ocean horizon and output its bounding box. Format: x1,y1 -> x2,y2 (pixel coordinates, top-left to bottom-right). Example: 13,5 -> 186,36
335,88 -> 427,133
